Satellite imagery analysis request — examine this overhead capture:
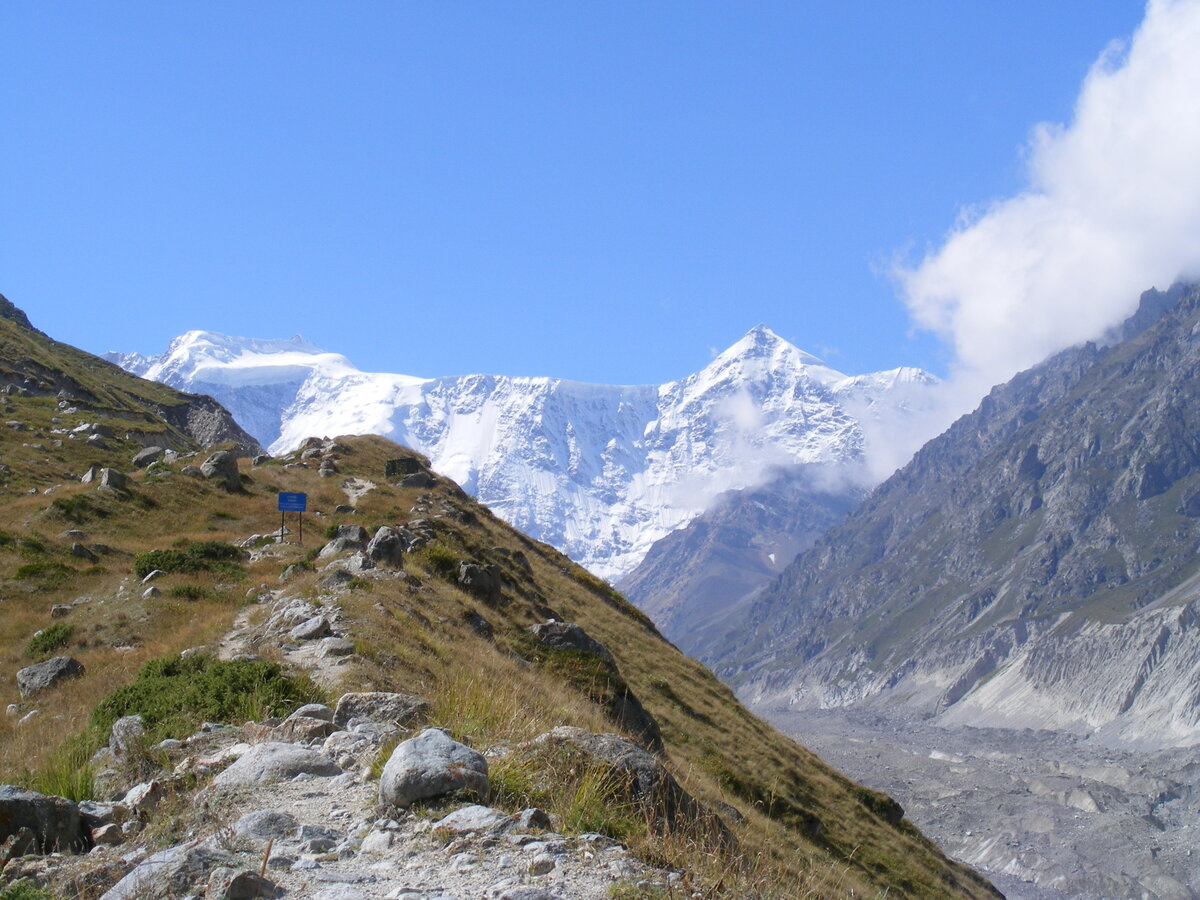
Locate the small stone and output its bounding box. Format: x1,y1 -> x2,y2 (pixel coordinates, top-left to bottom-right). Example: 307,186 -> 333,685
122,781 -> 164,818
527,853 -> 557,876
289,616 -> 333,641
92,823 -> 124,845
142,586 -> 160,599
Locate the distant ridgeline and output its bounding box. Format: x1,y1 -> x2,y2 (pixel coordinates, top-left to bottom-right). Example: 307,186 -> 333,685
109,325 -> 937,580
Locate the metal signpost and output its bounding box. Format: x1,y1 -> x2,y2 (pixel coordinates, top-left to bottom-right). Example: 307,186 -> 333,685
277,492 -> 308,544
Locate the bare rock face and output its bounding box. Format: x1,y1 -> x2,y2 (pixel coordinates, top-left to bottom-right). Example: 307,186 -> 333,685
378,728 -> 488,808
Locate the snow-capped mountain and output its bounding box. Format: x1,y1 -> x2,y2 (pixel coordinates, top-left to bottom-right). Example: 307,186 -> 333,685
108,326 -> 936,578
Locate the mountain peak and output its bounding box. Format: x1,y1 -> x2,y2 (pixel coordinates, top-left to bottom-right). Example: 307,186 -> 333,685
698,326 -> 841,388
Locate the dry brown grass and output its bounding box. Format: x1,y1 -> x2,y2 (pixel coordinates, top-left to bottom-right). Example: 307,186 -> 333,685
0,431 -> 996,899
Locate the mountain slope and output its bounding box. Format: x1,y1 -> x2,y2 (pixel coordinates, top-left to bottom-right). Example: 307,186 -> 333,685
0,302 -> 997,898
713,283 -> 1200,749
620,467 -> 861,652
110,325 -> 935,579
0,294 -> 259,457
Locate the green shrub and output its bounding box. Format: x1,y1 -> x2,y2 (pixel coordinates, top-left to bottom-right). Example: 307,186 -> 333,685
26,622 -> 73,657
0,880 -> 59,900
91,654 -> 323,741
133,541 -> 243,579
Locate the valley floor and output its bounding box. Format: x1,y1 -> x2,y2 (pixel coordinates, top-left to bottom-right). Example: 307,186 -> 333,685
762,706 -> 1200,900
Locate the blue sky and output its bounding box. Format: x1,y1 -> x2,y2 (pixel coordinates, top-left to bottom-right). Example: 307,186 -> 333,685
1,2 -> 1153,386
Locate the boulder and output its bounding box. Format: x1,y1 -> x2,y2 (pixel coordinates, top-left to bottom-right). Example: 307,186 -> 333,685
364,526 -> 407,566
132,446 -> 165,468
0,785 -> 86,853
16,656 -> 84,698
458,562 -> 502,605
288,615 -> 333,641
317,536 -> 363,559
180,465 -> 204,479
288,703 -> 334,722
109,715 -> 146,761
333,691 -> 429,730
333,524 -> 368,543
200,451 -> 241,492
529,621 -> 615,664
210,742 -> 341,787
121,780 -> 163,818
379,728 -> 488,808
98,468 -> 127,490
398,471 -> 435,488
99,841 -> 233,900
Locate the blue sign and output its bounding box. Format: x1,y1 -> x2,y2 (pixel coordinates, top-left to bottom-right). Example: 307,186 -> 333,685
277,492 -> 308,512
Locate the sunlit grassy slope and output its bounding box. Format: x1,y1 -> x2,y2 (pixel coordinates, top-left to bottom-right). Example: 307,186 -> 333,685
0,306 -> 997,899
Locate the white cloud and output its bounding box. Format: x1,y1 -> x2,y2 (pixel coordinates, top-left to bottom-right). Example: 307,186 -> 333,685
898,0 -> 1200,425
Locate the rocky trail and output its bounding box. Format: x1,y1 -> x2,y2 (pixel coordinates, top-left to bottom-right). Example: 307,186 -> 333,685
2,531 -> 685,900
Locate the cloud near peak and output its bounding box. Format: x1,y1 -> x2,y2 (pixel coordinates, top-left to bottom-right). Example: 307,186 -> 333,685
899,0 -> 1200,406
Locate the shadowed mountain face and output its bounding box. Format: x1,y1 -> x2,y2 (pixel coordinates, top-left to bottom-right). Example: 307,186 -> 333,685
713,283 -> 1200,749
621,468 -> 861,654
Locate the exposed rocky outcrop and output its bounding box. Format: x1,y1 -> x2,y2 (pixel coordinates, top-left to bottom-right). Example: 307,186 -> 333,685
715,284 -> 1200,751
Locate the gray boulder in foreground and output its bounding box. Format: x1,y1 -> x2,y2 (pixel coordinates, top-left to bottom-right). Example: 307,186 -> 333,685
379,728 -> 488,808
0,785 -> 86,853
100,841 -> 233,900
210,742 -> 341,787
16,656 -> 84,698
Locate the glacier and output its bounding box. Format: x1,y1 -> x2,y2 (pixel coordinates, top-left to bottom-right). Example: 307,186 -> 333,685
108,325 -> 935,579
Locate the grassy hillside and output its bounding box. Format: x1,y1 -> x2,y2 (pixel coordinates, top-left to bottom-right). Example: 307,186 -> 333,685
0,421 -> 996,898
